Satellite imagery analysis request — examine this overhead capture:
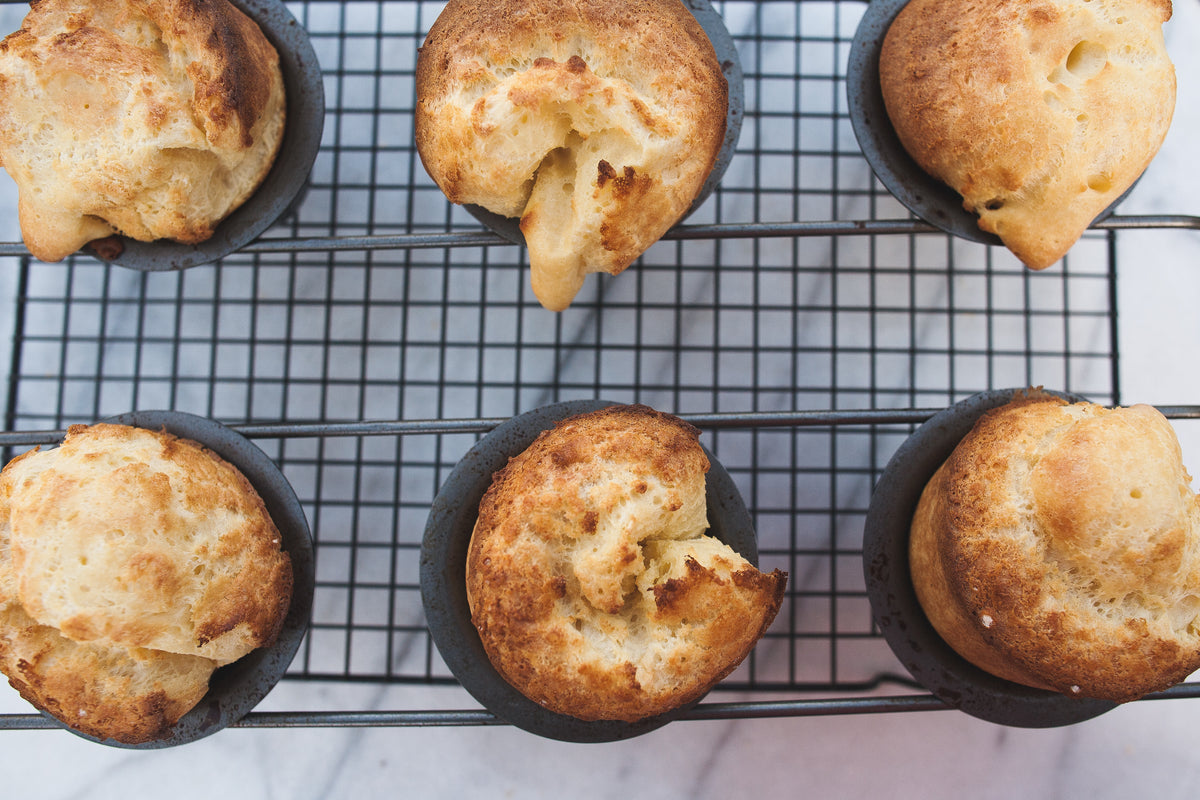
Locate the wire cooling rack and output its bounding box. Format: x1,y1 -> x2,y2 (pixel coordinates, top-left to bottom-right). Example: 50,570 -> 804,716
2,0 -> 1200,729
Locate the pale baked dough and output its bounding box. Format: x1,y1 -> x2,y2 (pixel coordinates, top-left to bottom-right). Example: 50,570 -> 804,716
0,598 -> 218,744
0,0 -> 286,262
0,422 -> 293,743
0,437 -> 207,744
466,405 -> 786,722
910,392 -> 1200,701
2,424 -> 293,666
879,0 -> 1175,268
415,0 -> 727,311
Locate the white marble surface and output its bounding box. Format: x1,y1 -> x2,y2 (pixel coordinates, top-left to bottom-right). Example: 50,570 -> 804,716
0,1 -> 1197,797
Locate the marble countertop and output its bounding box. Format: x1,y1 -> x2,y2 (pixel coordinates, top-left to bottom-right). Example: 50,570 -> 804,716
0,1 -> 1198,797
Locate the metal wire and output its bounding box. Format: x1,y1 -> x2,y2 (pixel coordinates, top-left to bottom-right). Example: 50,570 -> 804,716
0,0 -> 1194,727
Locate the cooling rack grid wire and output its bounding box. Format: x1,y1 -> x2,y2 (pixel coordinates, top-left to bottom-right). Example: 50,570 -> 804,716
1,0 -> 1198,729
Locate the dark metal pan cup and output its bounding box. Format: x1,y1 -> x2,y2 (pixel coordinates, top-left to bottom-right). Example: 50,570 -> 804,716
39,410 -> 315,748
420,399 -> 760,742
84,0 -> 325,271
846,0 -> 1132,246
862,388 -> 1117,728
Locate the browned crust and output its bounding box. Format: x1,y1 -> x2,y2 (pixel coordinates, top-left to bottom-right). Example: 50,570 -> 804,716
0,605 -> 216,745
154,429 -> 294,651
466,404 -> 786,722
415,0 -> 726,197
910,393 -> 1200,701
155,0 -> 282,150
879,0 -> 1174,269
413,0 -> 727,309
0,0 -> 286,259
4,423 -> 292,666
0,468 -> 218,745
3,0 -> 279,151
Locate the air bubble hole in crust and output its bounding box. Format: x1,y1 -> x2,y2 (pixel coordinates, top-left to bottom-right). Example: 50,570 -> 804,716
1088,174 -> 1113,192
1066,40 -> 1108,80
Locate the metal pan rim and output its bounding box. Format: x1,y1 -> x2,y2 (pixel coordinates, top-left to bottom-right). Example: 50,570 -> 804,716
29,409 -> 315,748
846,0 -> 1134,249
862,387 -> 1117,728
420,399 -> 760,742
83,0 -> 326,271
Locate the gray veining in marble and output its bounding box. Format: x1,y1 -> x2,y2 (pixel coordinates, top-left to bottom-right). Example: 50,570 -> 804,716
0,0 -> 1197,797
